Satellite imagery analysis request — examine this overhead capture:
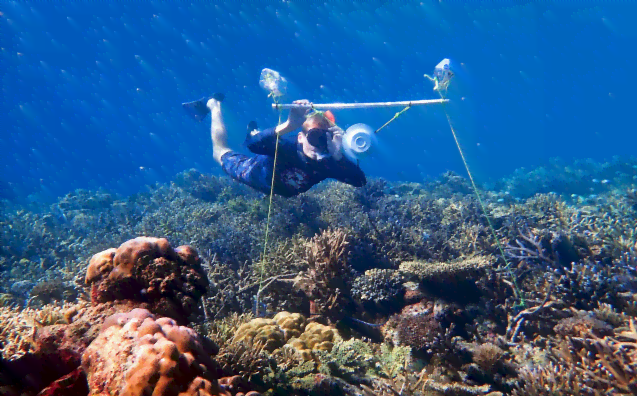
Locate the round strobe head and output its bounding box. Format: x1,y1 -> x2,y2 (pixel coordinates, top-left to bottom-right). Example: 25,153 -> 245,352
343,123 -> 375,160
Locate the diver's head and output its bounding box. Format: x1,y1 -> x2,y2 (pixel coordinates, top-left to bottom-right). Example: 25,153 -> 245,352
298,113 -> 341,161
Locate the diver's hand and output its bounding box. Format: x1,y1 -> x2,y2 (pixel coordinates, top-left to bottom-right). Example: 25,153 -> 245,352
287,99 -> 311,130
328,124 -> 344,137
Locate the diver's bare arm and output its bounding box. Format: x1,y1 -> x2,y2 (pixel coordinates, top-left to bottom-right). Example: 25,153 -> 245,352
274,120 -> 297,135
274,99 -> 310,135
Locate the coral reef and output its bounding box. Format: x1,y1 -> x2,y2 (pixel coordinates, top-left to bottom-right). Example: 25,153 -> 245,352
293,228 -> 356,324
82,308 -> 224,396
3,157 -> 637,394
399,256 -> 492,282
85,237 -> 209,323
351,268 -> 404,314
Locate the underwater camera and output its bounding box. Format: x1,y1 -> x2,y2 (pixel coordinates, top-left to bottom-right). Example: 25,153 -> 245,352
342,123 -> 376,161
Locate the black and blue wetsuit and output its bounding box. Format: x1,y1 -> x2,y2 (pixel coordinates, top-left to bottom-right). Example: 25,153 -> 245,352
221,127 -> 366,197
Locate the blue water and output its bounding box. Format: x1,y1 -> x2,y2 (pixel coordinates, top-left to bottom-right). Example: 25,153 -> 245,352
2,2 -> 635,202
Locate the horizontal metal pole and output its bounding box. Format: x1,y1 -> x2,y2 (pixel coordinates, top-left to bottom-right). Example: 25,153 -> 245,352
272,98 -> 448,110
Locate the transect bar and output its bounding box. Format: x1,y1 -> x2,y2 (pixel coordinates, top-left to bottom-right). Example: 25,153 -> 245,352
272,98 -> 449,110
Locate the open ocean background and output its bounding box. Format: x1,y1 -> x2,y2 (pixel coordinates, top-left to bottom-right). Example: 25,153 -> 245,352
1,1 -> 635,202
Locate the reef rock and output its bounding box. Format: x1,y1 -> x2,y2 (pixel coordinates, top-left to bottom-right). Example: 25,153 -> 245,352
85,237 -> 209,323
82,308 -> 225,396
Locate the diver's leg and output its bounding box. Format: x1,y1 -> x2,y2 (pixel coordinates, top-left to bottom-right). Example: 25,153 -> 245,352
207,98 -> 232,165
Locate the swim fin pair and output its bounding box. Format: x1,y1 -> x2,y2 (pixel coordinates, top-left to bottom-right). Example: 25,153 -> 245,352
183,93 -> 259,135
181,93 -> 225,122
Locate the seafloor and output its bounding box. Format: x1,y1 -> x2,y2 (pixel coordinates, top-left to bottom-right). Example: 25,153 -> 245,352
1,157 -> 637,396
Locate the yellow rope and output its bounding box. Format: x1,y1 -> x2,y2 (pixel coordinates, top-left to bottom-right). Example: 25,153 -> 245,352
375,104 -> 412,134
256,97 -> 283,316
437,91 -> 524,306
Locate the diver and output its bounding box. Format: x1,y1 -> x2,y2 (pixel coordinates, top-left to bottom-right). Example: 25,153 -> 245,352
183,94 -> 366,198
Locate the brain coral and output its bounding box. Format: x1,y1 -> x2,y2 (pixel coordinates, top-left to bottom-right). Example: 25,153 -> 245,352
85,237 -> 209,323
232,312 -> 339,361
82,308 -> 224,396
287,322 -> 340,361
233,318 -> 286,353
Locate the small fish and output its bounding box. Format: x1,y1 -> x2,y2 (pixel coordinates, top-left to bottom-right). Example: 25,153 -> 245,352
252,296 -> 272,318
601,179 -> 610,184
592,179 -> 599,183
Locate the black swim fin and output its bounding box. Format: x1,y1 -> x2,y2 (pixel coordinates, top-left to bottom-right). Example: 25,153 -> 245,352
247,121 -> 258,135
182,93 -> 225,122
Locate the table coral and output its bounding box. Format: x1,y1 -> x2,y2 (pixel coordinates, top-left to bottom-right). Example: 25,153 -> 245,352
399,256 -> 492,282
85,237 -> 209,323
82,308 -> 225,396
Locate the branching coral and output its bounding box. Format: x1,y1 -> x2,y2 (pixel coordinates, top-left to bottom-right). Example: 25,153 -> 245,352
293,228 -> 355,323
315,338 -> 375,384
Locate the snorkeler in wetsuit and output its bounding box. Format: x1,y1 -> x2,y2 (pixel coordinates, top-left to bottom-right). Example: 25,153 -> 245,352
184,95 -> 366,197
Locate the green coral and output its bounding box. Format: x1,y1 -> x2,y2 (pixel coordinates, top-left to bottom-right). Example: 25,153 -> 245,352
376,343 -> 413,379
316,338 -> 374,382
399,255 -> 492,282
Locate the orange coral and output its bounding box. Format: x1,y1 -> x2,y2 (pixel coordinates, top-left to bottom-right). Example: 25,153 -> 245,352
82,308 -> 226,396
85,237 -> 209,323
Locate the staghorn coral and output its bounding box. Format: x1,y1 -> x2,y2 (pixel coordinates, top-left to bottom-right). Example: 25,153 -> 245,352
82,308 -> 225,396
85,237 -> 209,323
513,320 -> 637,396
593,302 -> 626,327
422,381 -> 496,396
512,361 -> 591,396
293,228 -> 355,324
7,160 -> 637,395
